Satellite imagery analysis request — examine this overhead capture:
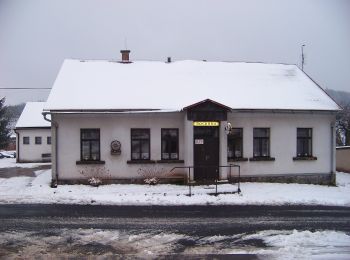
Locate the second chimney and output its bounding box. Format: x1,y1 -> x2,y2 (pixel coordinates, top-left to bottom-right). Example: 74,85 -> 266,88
120,49 -> 130,63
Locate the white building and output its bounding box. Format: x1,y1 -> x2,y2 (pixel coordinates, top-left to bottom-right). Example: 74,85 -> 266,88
43,51 -> 341,185
15,102 -> 51,163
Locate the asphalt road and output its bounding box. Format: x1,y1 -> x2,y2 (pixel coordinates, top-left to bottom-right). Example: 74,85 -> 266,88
0,204 -> 349,258
1,204 -> 350,234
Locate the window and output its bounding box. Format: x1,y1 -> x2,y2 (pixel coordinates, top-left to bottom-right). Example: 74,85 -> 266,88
297,128 -> 312,157
227,128 -> 243,159
23,136 -> 29,145
81,129 -> 100,161
161,128 -> 179,160
47,136 -> 51,145
35,137 -> 42,145
131,129 -> 150,160
253,128 -> 270,157
131,128 -> 150,160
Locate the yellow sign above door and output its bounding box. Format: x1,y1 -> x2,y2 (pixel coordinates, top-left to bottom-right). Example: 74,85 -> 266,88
193,121 -> 220,127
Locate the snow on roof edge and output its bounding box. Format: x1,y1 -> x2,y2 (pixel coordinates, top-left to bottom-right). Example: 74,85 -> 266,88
15,102 -> 51,128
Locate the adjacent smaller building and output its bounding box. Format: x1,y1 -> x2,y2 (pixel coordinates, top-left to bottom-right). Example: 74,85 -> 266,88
15,102 -> 51,163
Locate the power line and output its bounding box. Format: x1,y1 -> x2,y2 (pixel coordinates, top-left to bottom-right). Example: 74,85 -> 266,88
0,87 -> 51,89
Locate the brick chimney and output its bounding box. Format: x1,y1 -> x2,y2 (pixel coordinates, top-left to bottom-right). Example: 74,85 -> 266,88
120,50 -> 130,63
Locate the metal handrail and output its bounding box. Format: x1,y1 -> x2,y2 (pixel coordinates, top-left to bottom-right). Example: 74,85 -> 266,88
170,164 -> 241,196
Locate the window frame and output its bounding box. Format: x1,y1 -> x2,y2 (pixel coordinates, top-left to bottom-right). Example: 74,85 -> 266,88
35,136 -> 42,145
80,128 -> 101,162
161,128 -> 179,160
227,128 -> 243,160
23,136 -> 30,145
130,128 -> 151,161
296,128 -> 313,157
47,136 -> 51,145
253,128 -> 270,158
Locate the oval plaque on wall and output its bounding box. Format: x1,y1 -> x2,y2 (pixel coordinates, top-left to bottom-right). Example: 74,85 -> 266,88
111,140 -> 121,155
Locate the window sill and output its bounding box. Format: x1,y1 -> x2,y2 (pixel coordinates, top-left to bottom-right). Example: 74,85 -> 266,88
127,160 -> 156,164
293,156 -> 317,161
76,160 -> 105,165
249,157 -> 275,162
228,158 -> 248,162
156,160 -> 185,164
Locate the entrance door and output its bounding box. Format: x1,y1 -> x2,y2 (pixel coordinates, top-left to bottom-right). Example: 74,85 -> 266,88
193,126 -> 219,181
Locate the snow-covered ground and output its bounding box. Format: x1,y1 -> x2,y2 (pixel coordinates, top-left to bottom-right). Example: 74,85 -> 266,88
0,157 -> 50,168
238,230 -> 350,259
0,158 -> 349,206
1,228 -> 349,259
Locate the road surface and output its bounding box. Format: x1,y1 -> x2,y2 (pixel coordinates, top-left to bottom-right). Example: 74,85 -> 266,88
0,204 -> 349,258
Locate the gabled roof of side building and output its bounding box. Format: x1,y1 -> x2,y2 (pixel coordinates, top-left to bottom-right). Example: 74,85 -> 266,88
15,102 -> 51,128
44,59 -> 341,112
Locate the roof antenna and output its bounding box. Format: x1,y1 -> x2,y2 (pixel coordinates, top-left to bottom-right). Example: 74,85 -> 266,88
301,44 -> 306,71
124,37 -> 128,50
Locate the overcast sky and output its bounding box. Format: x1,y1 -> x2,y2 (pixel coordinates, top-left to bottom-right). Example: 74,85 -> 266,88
0,0 -> 349,105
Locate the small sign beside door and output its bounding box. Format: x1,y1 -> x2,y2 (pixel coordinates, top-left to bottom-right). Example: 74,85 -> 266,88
193,121 -> 220,127
195,139 -> 204,144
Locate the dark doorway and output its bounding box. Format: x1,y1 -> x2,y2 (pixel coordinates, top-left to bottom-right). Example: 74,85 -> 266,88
193,126 -> 220,181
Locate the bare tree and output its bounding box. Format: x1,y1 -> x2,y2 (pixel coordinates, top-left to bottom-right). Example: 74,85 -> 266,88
336,103 -> 350,146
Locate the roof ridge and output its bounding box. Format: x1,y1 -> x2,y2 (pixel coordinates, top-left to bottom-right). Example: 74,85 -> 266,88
64,58 -> 296,66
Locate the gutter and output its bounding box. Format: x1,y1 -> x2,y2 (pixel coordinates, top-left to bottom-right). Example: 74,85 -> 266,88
43,112 -> 58,187
44,108 -> 340,115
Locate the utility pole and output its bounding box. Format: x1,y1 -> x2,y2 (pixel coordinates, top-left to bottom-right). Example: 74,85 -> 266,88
301,44 -> 306,71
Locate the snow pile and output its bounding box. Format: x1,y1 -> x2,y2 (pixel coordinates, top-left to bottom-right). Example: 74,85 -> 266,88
15,102 -> 50,128
45,60 -> 340,111
0,158 -> 50,168
1,228 -> 349,258
0,168 -> 350,206
241,230 -> 350,259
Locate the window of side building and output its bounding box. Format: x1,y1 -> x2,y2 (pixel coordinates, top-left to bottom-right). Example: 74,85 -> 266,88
47,136 -> 51,145
35,136 -> 42,145
297,128 -> 312,157
161,128 -> 179,160
23,136 -> 30,145
131,129 -> 150,160
253,128 -> 270,157
227,128 -> 243,160
81,129 -> 100,161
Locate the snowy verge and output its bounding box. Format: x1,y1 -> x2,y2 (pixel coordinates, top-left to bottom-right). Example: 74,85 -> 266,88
0,158 -> 50,168
0,169 -> 349,206
0,229 -> 349,259
237,230 -> 350,259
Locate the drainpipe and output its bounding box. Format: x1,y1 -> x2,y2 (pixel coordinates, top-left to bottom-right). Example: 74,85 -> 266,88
43,112 -> 58,188
331,123 -> 335,173
330,122 -> 336,184
14,130 -> 19,163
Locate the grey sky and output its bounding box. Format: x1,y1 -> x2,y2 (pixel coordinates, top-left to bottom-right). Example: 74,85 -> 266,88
0,0 -> 349,105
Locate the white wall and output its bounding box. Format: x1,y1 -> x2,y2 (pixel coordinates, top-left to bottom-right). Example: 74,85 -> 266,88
16,128 -> 51,162
52,111 -> 335,181
54,112 -> 186,180
226,112 -> 335,177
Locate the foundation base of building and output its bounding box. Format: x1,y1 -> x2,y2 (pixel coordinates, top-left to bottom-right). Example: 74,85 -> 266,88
230,173 -> 335,186
54,172 -> 335,186
56,177 -> 186,185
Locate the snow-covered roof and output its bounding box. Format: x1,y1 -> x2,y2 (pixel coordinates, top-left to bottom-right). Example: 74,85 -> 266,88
15,102 -> 50,128
45,59 -> 340,112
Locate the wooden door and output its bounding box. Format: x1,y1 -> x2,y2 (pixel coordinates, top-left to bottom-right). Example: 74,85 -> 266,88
193,126 -> 219,181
